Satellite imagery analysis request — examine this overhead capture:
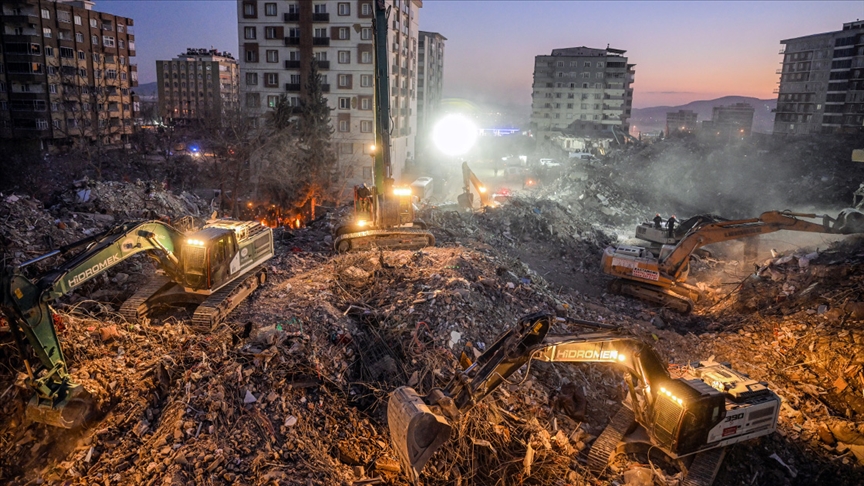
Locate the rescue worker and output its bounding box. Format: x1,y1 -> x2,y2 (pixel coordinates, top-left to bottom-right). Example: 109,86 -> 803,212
652,213 -> 663,229
666,215 -> 678,238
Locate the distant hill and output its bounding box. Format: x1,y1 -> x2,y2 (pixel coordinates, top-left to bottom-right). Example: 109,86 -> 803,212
135,81 -> 158,101
631,96 -> 777,134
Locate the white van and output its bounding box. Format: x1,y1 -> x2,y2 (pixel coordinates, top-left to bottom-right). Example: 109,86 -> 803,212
410,177 -> 434,201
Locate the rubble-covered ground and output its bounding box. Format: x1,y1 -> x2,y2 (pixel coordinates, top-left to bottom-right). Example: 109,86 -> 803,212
3,137 -> 864,485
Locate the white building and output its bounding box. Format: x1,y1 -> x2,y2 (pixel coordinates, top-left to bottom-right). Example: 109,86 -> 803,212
236,0 -> 422,196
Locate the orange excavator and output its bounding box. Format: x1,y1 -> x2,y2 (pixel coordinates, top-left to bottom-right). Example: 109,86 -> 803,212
457,161 -> 495,210
602,209 -> 864,312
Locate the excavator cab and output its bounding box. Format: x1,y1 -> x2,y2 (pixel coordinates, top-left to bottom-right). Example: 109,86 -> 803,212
181,227 -> 239,291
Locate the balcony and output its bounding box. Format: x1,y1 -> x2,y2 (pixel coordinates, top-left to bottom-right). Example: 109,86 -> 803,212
285,36 -> 300,46
284,12 -> 299,22
315,60 -> 329,70
285,83 -> 301,92
312,12 -> 329,22
776,69 -> 783,74
285,60 -> 301,69
779,48 -> 786,54
312,37 -> 329,46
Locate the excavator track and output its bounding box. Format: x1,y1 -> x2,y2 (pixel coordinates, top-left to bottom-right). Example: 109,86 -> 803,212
119,275 -> 173,322
610,279 -> 695,314
587,406 -> 636,473
334,228 -> 435,253
682,447 -> 726,486
190,267 -> 266,331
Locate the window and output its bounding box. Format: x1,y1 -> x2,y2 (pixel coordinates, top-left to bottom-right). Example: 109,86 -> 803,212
361,3 -> 372,16
338,74 -> 351,88
47,66 -> 56,75
36,119 -> 49,130
75,32 -> 84,42
244,27 -> 256,39
107,69 -> 117,80
90,19 -> 97,28
119,39 -> 125,49
594,83 -> 602,89
360,97 -> 371,110
360,51 -> 372,64
266,50 -> 278,63
74,15 -> 82,25
43,28 -> 52,38
41,8 -> 50,19
245,92 -> 260,107
595,72 -> 603,79
45,46 -> 54,57
288,27 -> 300,39
361,28 -> 372,40
246,48 -> 258,62
92,35 -> 99,45
338,119 -> 349,132
338,97 -> 350,109
567,103 -> 573,109
581,104 -> 588,109
360,74 -> 372,87
593,104 -> 600,110
314,28 -> 327,38
360,120 -> 372,132
49,84 -> 57,94
338,51 -> 350,63
265,26 -> 278,39
289,74 -> 301,84
265,3 -> 277,15
288,4 -> 299,13
243,2 -> 257,17
582,83 -> 589,88
584,62 -> 591,67
246,72 -> 258,85
267,95 -> 279,107
103,36 -> 115,47
77,50 -> 85,60
265,72 -> 278,87
60,47 -> 74,58
118,24 -> 125,33
340,143 -> 353,154
58,11 -> 71,23
337,27 -> 349,40
93,53 -> 100,62
338,3 -> 350,15
314,4 -> 327,13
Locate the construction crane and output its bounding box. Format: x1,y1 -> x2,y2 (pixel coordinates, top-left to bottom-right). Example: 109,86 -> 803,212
333,1 -> 433,253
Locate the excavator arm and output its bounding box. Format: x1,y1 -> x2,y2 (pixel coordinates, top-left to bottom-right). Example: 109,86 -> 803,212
1,220 -> 185,428
662,210 -> 857,279
458,161 -> 494,209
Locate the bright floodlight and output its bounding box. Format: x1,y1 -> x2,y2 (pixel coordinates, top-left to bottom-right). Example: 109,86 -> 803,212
432,114 -> 477,156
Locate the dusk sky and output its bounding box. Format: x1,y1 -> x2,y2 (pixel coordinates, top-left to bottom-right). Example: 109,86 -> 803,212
100,1 -> 863,109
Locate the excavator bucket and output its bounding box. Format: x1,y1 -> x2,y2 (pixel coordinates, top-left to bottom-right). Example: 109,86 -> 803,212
835,208 -> 864,234
388,386 -> 452,483
26,385 -> 93,429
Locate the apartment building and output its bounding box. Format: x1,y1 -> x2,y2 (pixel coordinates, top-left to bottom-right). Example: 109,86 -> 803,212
157,48 -> 240,126
0,0 -> 138,150
665,109 -> 697,136
530,46 -> 635,138
237,0 -> 421,191
702,103 -> 754,139
774,21 -> 864,135
416,31 -> 444,144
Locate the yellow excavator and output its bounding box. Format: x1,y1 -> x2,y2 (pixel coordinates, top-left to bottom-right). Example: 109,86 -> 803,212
457,161 -> 495,210
388,313 -> 780,485
602,209 -> 864,312
332,1 -> 433,253
1,218 -> 273,428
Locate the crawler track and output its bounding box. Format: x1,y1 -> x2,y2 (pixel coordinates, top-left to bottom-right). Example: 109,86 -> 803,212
190,267 -> 266,331
334,228 -> 435,253
587,406 -> 636,472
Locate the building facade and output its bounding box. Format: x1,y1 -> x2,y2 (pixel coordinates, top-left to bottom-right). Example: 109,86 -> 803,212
702,102 -> 754,139
0,0 -> 138,149
416,30 -> 444,145
774,21 -> 864,135
665,109 -> 697,136
530,46 -> 635,138
237,0 -> 421,193
156,48 -> 239,126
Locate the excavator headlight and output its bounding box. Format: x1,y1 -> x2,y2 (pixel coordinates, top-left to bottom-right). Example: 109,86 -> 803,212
393,188 -> 412,197
617,354 -> 626,362
357,220 -> 368,227
187,239 -> 205,246
478,186 -> 487,193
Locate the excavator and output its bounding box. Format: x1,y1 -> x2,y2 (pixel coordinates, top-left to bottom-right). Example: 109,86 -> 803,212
457,161 -> 495,210
603,209 -> 864,312
388,313 -> 779,485
634,214 -> 727,248
332,1 -> 433,253
1,218 -> 273,428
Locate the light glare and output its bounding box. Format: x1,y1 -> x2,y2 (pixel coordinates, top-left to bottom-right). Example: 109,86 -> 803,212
433,114 -> 477,156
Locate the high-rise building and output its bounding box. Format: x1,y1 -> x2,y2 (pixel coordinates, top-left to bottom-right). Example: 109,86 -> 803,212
416,31 -> 445,146
701,102 -> 754,139
156,48 -> 239,126
530,46 -> 635,138
0,0 -> 138,150
665,109 -> 697,136
237,0 -> 421,193
773,21 -> 864,135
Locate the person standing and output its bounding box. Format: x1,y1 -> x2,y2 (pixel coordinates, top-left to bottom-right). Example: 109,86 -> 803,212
666,215 -> 678,238
652,213 -> 663,229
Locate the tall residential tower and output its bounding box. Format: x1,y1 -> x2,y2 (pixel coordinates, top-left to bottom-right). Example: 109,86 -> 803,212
237,0 -> 422,193
156,48 -> 239,126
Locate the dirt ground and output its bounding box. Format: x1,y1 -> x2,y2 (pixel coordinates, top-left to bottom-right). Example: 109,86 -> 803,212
2,136 -> 864,485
